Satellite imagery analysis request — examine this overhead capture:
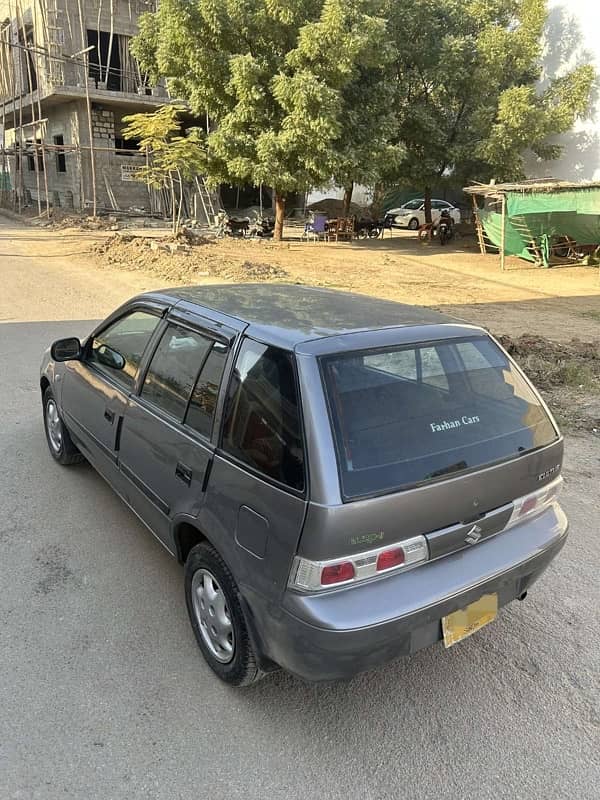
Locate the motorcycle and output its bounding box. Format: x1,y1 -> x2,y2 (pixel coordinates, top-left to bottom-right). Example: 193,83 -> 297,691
437,210 -> 454,245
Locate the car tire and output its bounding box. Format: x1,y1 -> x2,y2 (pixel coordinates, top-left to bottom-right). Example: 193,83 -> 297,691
185,541 -> 264,686
408,217 -> 420,230
43,386 -> 84,466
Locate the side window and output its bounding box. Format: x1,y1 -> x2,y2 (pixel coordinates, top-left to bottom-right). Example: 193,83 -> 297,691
141,324 -> 212,420
185,342 -> 229,438
364,349 -> 417,381
88,310 -> 160,390
419,346 -> 449,391
455,339 -> 511,399
221,339 -> 305,491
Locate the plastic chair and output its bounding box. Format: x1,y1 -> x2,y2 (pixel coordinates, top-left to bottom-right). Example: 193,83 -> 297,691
302,212 -> 328,242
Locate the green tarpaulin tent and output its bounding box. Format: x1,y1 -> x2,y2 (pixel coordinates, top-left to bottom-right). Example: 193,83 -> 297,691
465,181 -> 600,267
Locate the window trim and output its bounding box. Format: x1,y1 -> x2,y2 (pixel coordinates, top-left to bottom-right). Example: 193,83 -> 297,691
134,314 -> 236,444
83,304 -> 165,394
183,341 -> 230,442
216,335 -> 308,498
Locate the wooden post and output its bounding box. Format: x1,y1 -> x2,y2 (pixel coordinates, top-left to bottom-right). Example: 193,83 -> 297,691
75,0 -> 97,216
31,0 -> 50,215
500,193 -> 506,271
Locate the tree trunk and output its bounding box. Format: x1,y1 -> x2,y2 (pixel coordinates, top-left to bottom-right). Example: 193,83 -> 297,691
342,182 -> 354,217
370,182 -> 385,220
170,174 -> 177,236
424,186 -> 432,224
176,168 -> 184,235
274,192 -> 286,241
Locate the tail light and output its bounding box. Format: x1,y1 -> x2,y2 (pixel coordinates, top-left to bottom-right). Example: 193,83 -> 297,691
507,476 -> 562,528
321,562 -> 355,585
289,535 -> 428,592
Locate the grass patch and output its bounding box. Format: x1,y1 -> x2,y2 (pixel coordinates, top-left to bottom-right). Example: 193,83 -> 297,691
557,361 -> 596,389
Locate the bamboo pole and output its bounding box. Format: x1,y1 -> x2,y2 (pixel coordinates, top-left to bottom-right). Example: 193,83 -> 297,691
75,0 -> 97,216
33,0 -> 50,216
2,18 -> 18,209
16,0 -> 42,215
500,193 -> 506,271
7,0 -> 25,212
0,34 -> 6,205
97,0 -> 103,83
106,0 -> 115,88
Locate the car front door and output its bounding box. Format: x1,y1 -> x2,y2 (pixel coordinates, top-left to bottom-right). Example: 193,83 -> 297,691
117,314 -> 237,553
60,306 -> 164,480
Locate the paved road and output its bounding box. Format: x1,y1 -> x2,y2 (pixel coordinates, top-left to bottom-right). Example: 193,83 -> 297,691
1,217 -> 599,799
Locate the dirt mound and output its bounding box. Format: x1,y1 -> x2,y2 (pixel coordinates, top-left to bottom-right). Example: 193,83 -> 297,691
497,334 -> 599,390
90,234 -> 289,283
497,333 -> 600,432
307,198 -> 371,219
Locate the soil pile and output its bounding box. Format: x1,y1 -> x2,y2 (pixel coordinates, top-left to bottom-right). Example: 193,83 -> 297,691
498,333 -> 600,432
90,234 -> 289,283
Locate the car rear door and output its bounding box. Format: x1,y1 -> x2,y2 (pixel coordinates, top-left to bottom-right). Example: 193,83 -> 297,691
200,338 -> 308,601
117,310 -> 239,553
60,305 -> 164,481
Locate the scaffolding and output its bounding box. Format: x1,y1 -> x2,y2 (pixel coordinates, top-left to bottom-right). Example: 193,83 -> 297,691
0,0 -> 180,219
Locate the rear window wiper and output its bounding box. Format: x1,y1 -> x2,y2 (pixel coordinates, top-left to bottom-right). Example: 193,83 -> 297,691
425,460 -> 468,480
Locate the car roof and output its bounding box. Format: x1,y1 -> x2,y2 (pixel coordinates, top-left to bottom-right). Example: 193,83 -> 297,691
149,284 -> 461,349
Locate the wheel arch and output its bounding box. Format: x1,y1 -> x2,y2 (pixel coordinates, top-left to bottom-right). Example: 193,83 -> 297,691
173,519 -> 210,565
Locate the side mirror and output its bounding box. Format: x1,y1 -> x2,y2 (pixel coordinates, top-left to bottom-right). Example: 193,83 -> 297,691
51,337 -> 82,362
96,344 -> 126,371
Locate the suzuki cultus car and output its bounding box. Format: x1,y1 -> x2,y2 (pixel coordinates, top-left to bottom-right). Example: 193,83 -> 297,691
41,285 -> 567,684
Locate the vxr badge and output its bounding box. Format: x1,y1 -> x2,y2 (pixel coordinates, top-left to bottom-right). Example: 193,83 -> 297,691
464,524 -> 483,545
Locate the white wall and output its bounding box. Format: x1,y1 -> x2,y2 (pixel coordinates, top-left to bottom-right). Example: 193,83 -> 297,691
526,0 -> 600,181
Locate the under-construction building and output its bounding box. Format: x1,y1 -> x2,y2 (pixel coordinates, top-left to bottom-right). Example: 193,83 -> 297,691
0,0 -> 171,213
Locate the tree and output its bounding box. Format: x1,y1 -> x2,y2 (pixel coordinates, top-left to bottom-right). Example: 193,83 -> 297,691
383,0 -> 595,221
281,0 -> 400,216
131,0 -> 392,239
122,105 -> 206,235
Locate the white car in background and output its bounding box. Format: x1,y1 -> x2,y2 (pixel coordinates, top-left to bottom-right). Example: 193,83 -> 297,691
386,199 -> 461,230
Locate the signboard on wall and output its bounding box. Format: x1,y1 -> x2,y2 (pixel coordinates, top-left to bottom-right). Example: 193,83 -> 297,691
121,164 -> 141,182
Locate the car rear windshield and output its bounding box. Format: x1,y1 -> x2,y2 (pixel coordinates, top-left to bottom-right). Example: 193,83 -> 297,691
321,335 -> 558,499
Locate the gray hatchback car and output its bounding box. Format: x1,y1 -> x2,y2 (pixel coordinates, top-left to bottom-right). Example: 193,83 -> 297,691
41,284 -> 568,684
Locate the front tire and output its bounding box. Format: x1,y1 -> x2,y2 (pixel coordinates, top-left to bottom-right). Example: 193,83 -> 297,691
185,542 -> 263,686
408,217 -> 420,230
43,387 -> 84,465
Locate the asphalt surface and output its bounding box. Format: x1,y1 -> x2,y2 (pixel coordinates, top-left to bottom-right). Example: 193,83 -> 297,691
1,217 -> 599,799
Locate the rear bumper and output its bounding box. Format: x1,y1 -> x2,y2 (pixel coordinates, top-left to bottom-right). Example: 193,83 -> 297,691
246,504 -> 568,681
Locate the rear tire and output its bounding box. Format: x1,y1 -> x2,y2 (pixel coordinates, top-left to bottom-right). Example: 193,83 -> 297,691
185,542 -> 263,686
43,386 -> 84,466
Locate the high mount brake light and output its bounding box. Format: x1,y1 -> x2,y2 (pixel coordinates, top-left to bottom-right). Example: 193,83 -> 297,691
289,536 -> 428,592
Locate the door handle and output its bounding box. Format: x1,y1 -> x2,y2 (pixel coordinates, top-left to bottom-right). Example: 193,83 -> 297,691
104,408 -> 115,424
175,462 -> 193,486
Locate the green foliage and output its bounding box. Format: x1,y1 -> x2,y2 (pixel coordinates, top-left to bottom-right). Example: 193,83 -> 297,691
131,0 -> 396,235
130,0 -> 596,233
122,105 -> 206,233
383,0 -> 595,192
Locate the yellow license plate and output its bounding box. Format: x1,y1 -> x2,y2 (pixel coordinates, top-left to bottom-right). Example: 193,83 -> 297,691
442,593 -> 498,648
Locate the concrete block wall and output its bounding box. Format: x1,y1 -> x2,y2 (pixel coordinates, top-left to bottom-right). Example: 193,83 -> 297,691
87,103 -> 151,211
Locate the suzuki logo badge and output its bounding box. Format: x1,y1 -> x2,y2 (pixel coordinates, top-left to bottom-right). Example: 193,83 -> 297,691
465,524 -> 483,545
